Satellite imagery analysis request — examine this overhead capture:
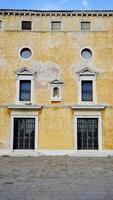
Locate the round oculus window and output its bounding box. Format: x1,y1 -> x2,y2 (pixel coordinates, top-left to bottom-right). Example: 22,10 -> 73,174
81,48 -> 92,60
20,48 -> 32,59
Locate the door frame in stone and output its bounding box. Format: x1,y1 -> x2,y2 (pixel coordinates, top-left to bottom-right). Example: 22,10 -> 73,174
10,111 -> 38,151
74,111 -> 102,152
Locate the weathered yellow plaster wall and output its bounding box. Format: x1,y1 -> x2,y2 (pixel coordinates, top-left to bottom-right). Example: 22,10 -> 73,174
38,108 -> 74,149
0,14 -> 113,150
0,109 -> 10,149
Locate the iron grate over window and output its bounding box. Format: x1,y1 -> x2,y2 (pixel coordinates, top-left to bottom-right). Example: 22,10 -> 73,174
21,21 -> 32,30
13,118 -> 35,150
77,118 -> 98,150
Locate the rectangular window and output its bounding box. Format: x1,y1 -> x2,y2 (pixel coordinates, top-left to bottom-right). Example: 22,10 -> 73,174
0,21 -> 2,30
19,80 -> 31,101
82,81 -> 93,101
21,21 -> 32,30
81,22 -> 91,31
51,21 -> 61,31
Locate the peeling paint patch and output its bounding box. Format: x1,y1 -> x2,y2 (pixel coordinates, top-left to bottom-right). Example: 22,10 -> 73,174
32,61 -> 61,88
47,39 -> 62,49
40,38 -> 62,51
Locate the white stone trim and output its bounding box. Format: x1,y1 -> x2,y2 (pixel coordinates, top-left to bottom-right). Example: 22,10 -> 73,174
80,47 -> 94,61
78,75 -> 97,104
19,46 -> 33,61
10,111 -> 38,151
1,150 -> 113,157
50,20 -> 62,31
71,104 -> 107,110
16,73 -> 35,105
74,111 -> 102,151
50,83 -> 63,102
80,21 -> 92,32
20,20 -> 33,31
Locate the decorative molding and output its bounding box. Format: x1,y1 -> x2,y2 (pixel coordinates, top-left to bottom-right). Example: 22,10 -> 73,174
50,79 -> 63,102
0,9 -> 113,17
76,66 -> 98,76
15,67 -> 36,105
50,79 -> 63,84
15,67 -> 36,76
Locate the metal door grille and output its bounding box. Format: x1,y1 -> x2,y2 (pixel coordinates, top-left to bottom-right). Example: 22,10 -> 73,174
13,118 -> 35,150
77,118 -> 98,150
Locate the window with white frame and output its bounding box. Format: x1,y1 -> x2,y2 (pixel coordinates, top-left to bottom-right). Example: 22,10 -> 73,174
50,79 -> 63,101
81,48 -> 93,60
77,67 -> 97,104
81,22 -> 91,31
21,21 -> 32,30
51,21 -> 61,31
16,67 -> 35,104
20,47 -> 32,60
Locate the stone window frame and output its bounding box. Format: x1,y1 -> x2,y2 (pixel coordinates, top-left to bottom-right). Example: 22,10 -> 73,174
50,20 -> 62,31
81,21 -> 92,31
80,47 -> 94,61
16,67 -> 35,105
19,46 -> 33,61
21,20 -> 33,31
50,79 -> 63,102
77,67 -> 97,105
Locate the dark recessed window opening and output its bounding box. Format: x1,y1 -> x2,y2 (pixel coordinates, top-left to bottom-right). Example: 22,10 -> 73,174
81,48 -> 92,60
20,48 -> 32,59
21,21 -> 32,30
51,21 -> 61,31
19,80 -> 31,101
82,81 -> 93,101
81,22 -> 91,31
53,87 -> 59,98
0,21 -> 2,29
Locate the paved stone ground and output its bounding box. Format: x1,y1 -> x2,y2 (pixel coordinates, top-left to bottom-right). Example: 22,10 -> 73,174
0,156 -> 113,200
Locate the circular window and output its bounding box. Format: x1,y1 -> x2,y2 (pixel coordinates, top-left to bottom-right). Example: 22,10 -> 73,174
20,47 -> 32,59
81,48 -> 92,60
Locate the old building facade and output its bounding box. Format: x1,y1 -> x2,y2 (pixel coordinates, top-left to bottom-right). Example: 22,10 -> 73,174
0,9 -> 113,156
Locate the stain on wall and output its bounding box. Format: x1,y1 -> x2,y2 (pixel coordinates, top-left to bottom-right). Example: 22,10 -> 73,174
32,61 -> 61,88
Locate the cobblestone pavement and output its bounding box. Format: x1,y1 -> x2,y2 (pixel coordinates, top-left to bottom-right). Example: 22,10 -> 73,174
0,156 -> 113,200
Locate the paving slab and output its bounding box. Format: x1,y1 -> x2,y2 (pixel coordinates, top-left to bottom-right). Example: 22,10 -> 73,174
0,156 -> 113,200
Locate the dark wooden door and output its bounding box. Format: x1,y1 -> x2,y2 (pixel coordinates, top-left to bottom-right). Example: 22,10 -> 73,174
77,118 -> 98,150
13,118 -> 35,150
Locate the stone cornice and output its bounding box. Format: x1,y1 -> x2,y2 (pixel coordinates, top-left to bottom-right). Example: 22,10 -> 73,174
0,9 -> 113,17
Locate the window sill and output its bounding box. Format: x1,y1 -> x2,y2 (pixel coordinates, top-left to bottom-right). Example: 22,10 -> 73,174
71,104 -> 109,110
8,104 -> 42,110
51,98 -> 62,102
